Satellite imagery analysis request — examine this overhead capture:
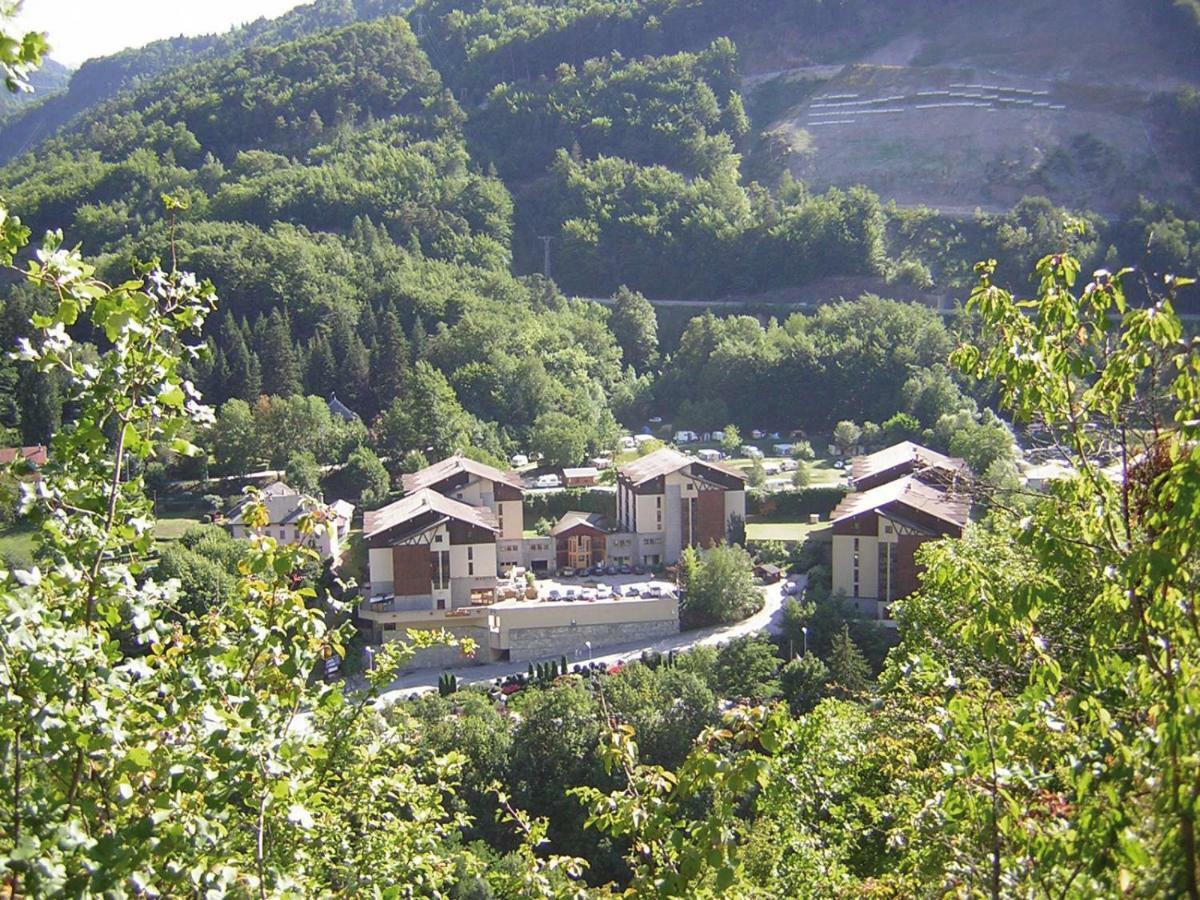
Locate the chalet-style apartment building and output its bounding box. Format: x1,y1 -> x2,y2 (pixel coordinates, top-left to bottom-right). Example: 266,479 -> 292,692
831,441 -> 971,624
357,449 -> 746,663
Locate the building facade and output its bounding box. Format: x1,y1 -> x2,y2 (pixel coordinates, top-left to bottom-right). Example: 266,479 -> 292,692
615,447 -> 746,565
831,444 -> 970,624
226,481 -> 354,563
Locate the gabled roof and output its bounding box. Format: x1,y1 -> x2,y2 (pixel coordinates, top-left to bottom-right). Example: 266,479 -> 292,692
227,481 -> 323,528
364,488 -> 498,540
618,447 -> 746,486
327,394 -> 357,422
831,475 -> 970,530
850,441 -> 966,485
0,446 -> 47,467
401,454 -> 524,495
551,510 -> 610,536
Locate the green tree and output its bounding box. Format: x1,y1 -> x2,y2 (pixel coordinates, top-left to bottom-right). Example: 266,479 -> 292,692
343,445 -> 390,506
682,542 -> 762,626
530,410 -> 588,469
779,652 -> 829,716
285,448 -> 322,497
832,420 -> 861,456
608,285 -> 659,372
379,361 -> 475,459
747,455 -> 766,488
257,308 -> 302,397
715,634 -> 781,704
720,423 -> 741,457
790,461 -> 810,489
212,397 -> 262,473
789,440 -> 814,461
824,624 -> 871,698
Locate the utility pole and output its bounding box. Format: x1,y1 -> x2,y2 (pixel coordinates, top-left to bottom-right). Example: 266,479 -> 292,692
538,235 -> 554,280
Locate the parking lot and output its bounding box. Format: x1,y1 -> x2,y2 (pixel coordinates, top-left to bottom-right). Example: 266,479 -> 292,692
498,568 -> 679,604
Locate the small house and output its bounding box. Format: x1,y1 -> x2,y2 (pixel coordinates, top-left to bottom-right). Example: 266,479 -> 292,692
754,563 -> 784,584
563,467 -> 599,488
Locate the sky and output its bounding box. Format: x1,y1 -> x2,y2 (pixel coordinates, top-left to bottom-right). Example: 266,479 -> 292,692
12,0 -> 310,68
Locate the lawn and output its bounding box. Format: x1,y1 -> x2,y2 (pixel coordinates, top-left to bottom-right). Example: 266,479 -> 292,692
154,515 -> 201,542
745,519 -> 830,543
0,524 -> 36,564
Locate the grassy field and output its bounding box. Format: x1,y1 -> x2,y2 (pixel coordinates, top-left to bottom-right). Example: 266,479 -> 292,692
0,525 -> 36,564
153,515 -> 201,542
745,518 -> 830,543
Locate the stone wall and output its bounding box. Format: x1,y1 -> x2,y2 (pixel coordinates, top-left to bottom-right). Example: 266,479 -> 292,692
506,617 -> 678,663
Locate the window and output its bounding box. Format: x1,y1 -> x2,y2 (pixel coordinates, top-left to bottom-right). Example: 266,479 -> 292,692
433,551 -> 451,591
852,538 -> 861,598
878,541 -> 898,604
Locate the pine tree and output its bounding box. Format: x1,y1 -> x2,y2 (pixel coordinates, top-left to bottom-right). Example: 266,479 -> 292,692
410,315 -> 428,361
258,309 -> 301,397
825,625 -> 871,698
372,307 -> 410,412
305,334 -> 337,398
219,314 -> 261,402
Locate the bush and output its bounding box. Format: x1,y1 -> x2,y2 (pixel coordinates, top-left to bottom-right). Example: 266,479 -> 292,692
681,542 -> 763,627
780,653 -> 829,715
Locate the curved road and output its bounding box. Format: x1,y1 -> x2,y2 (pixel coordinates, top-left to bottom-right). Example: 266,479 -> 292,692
373,578 -> 799,705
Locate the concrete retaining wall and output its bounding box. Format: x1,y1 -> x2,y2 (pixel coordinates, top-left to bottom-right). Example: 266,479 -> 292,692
506,617 -> 678,662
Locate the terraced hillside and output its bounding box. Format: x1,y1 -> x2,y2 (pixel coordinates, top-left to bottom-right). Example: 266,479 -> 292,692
744,0 -> 1200,214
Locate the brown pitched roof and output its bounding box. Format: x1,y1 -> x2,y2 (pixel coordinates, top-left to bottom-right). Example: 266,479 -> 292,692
400,454 -> 524,495
850,441 -> 966,484
363,489 -> 498,540
831,475 -> 970,530
619,447 -> 747,487
550,510 -> 610,536
0,446 -> 47,467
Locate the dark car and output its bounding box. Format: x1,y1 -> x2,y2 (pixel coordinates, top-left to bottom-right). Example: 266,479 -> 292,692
619,565 -> 632,575
625,586 -> 641,598
605,564 -> 619,576
591,565 -> 606,577
632,564 -> 646,576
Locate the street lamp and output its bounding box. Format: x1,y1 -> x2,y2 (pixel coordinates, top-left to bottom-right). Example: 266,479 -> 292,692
801,625 -> 808,657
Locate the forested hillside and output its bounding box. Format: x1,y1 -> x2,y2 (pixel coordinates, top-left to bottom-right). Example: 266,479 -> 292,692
0,0 -> 1196,454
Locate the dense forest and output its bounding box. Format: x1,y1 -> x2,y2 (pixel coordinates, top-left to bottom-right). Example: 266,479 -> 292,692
0,0 -> 1193,469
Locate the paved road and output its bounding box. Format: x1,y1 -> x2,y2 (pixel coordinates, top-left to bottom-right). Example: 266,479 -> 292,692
373,577 -> 799,706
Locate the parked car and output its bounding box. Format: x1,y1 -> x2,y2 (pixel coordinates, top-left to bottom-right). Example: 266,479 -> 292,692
632,564 -> 646,576
625,586 -> 641,597
784,581 -> 800,596
647,585 -> 664,598
596,584 -> 612,599
581,589 -> 596,602
590,564 -> 606,577
565,588 -> 577,600
536,473 -> 562,488
834,459 -> 845,469
604,563 -> 618,576
559,567 -> 576,578
547,589 -> 561,601
619,564 -> 632,575
510,453 -> 529,467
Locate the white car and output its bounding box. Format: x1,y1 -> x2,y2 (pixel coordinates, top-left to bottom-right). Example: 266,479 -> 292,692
647,585 -> 665,598
535,473 -> 561,488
